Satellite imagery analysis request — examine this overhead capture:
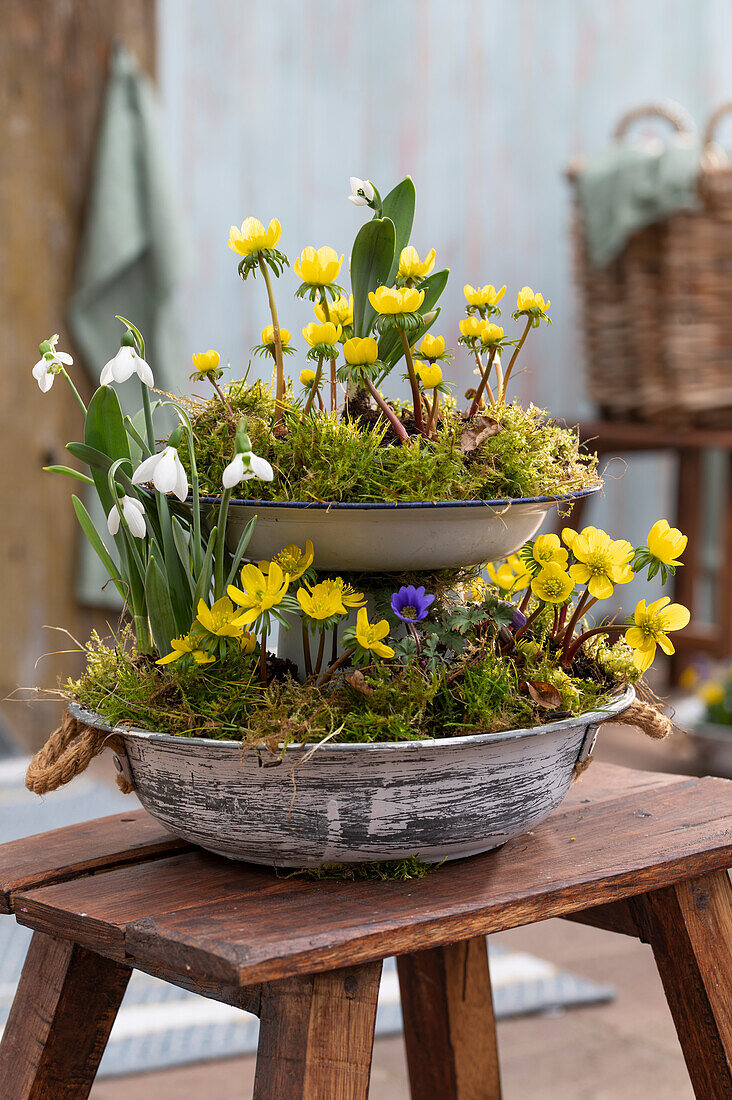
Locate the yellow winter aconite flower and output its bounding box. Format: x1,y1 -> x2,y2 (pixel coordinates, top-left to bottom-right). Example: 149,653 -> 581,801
398,246 -> 436,279
532,533 -> 569,570
191,349 -> 221,375
227,562 -> 290,625
647,519 -> 687,567
368,285 -> 425,315
625,596 -> 691,672
700,681 -> 725,706
302,321 -> 342,347
464,284 -> 507,308
260,540 -> 314,582
228,217 -> 281,257
195,597 -> 246,638
568,528 -> 633,600
418,333 -> 445,359
314,294 -> 353,326
343,336 -> 379,366
156,634 -> 216,666
471,576 -> 489,601
294,246 -> 344,286
531,562 -> 575,604
300,368 -> 316,386
355,607 -> 394,659
417,362 -> 442,388
479,323 -> 504,345
561,525 -> 600,551
459,316 -> 484,339
516,286 -> 550,314
297,583 -> 346,621
316,577 -> 367,608
261,325 -> 292,347
486,555 -> 531,592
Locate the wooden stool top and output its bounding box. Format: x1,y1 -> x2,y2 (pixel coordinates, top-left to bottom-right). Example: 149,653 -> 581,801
2,763 -> 731,989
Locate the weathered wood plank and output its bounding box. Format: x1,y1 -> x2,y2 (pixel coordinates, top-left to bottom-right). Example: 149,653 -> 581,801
0,808 -> 188,914
253,960 -> 382,1100
398,937 -> 502,1099
563,899 -> 639,937
12,773 -> 732,987
632,870 -> 732,1098
0,930 -> 130,1099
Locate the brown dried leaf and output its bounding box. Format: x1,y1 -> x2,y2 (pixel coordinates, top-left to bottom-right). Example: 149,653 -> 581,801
521,679 -> 562,710
345,670 -> 374,697
459,416 -> 501,455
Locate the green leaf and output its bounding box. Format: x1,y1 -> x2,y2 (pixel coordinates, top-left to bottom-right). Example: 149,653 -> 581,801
350,217 -> 396,338
378,306 -> 442,373
420,268 -> 449,313
145,547 -> 178,657
72,496 -> 127,602
154,489 -> 193,633
225,516 -> 258,590
193,524 -> 218,612
172,517 -> 195,595
43,465 -> 95,486
380,177 -> 416,284
115,314 -> 146,358
84,387 -> 131,516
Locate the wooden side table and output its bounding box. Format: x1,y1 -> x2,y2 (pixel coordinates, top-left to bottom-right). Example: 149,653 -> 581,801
570,419 -> 732,683
1,762 -> 731,1099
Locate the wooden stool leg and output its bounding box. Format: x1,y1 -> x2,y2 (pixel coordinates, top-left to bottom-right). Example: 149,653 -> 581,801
0,930 -> 131,1099
633,870 -> 732,1099
253,959 -> 382,1100
397,936 -> 502,1100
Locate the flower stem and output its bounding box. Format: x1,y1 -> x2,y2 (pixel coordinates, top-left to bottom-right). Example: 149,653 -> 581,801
564,623 -> 625,667
561,589 -> 596,659
258,257 -> 285,425
514,605 -> 542,641
425,390 -> 440,436
318,294 -> 338,415
399,328 -> 426,434
364,376 -> 410,444
60,368 -> 87,416
317,646 -> 356,687
260,627 -> 268,687
210,376 -> 234,417
501,317 -> 532,402
302,623 -> 313,680
304,356 -> 324,415
214,488 -> 232,599
468,347 -> 497,416
314,628 -> 327,676
140,380 -> 155,451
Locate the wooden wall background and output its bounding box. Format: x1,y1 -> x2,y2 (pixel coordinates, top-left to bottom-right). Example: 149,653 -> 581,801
3,0 -> 732,746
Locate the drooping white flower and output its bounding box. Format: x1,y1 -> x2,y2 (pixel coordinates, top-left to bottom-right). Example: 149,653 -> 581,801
348,177 -> 375,207
100,345 -> 154,388
107,495 -> 147,539
32,335 -> 73,393
132,446 -> 188,502
222,450 -> 274,489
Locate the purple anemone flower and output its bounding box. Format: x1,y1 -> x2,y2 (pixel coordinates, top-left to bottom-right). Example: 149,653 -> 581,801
511,607 -> 527,631
391,585 -> 435,623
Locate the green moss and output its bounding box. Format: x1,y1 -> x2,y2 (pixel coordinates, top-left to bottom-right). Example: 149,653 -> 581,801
298,856 -> 440,882
178,388 -> 598,504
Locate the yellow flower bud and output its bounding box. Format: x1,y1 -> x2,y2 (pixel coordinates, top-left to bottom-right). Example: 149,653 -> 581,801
302,321 -> 342,347
191,349 -> 221,375
516,286 -> 550,314
419,333 -> 445,359
459,316 -> 484,339
398,246 -> 436,279
300,368 -> 317,386
480,323 -> 504,345
417,361 -> 443,388
463,283 -> 507,308
294,246 -> 344,287
368,285 -> 425,315
261,325 -> 291,347
343,336 -> 379,366
314,294 -> 353,326
228,217 -> 281,257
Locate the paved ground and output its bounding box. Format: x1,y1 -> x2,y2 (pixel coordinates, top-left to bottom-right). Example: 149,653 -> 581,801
87,719 -> 704,1099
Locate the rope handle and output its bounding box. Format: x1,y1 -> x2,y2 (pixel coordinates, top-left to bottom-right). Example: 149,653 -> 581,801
25,711 -> 135,795
703,100 -> 732,152
573,699 -> 674,781
613,102 -> 695,141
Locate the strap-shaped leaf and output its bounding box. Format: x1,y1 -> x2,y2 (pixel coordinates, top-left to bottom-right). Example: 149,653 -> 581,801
193,524 -> 218,611
172,517 -> 195,595
351,217 -> 395,337
380,177 -> 416,284
43,465 -> 94,485
145,546 -> 178,657
84,387 -> 131,515
225,515 -> 257,590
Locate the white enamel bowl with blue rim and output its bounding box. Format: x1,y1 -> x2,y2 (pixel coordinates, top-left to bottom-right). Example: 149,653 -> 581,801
215,485 -> 601,573
70,686 -> 633,867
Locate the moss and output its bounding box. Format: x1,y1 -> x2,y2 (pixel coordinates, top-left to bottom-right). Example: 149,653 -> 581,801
177,387 -> 598,504
298,856 -> 440,882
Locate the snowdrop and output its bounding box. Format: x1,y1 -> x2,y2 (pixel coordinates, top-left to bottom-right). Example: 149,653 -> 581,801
107,495 -> 147,539
132,446 -> 188,502
222,449 -> 274,489
100,332 -> 154,388
348,177 -> 374,207
32,334 -> 73,393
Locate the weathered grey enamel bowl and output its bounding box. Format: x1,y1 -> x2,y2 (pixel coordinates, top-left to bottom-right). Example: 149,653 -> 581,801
217,485 -> 601,572
70,686 -> 633,868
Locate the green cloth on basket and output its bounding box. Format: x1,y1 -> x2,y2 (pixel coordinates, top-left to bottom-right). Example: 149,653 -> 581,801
68,44 -> 186,608
575,136 -> 701,267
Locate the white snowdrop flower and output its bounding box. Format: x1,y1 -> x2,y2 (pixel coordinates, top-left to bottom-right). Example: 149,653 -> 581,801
107,495 -> 147,539
100,344 -> 154,388
32,335 -> 73,393
348,177 -> 375,207
132,446 -> 188,502
222,450 -> 274,489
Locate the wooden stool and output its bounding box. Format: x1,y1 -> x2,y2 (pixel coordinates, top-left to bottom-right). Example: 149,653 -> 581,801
1,762 -> 731,1099
572,419 -> 732,684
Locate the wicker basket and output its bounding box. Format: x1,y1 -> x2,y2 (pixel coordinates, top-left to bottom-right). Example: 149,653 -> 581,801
570,102 -> 732,426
